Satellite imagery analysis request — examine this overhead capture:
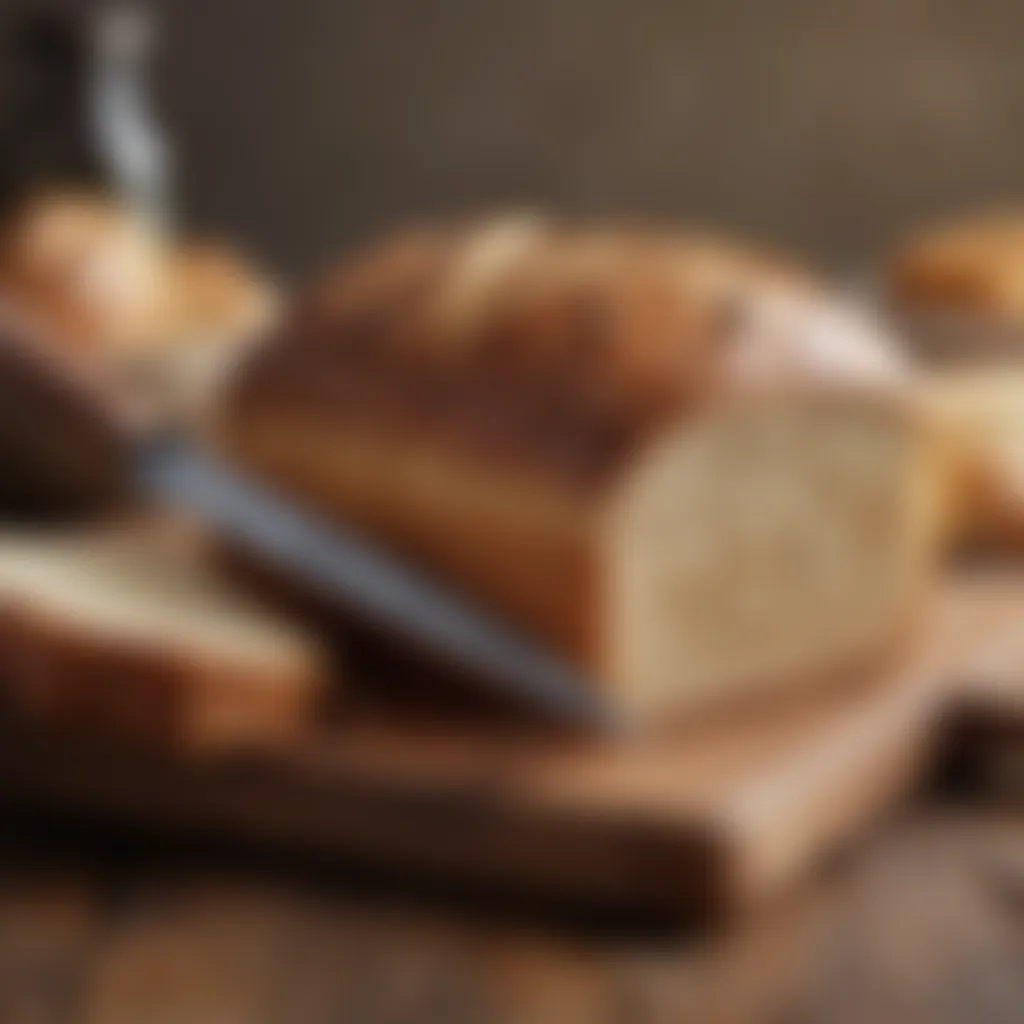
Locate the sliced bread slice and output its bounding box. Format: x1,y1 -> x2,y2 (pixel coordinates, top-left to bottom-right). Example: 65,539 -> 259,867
0,526 -> 329,752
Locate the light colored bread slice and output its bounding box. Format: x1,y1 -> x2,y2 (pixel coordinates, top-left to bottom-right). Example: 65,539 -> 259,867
219,217 -> 949,726
0,526 -> 329,752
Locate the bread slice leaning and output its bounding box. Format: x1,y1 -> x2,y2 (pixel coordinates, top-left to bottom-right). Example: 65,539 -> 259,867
0,527 -> 329,752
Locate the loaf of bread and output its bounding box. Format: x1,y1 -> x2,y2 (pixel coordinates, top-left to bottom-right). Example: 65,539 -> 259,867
888,210 -> 1024,363
219,218 -> 947,723
0,525 -> 328,751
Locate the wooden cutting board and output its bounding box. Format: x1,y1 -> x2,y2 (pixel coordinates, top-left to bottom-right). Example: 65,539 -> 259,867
0,576 -> 1020,923
937,571 -> 1024,794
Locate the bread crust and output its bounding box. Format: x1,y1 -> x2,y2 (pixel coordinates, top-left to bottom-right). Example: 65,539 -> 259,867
888,211 -> 1024,365
922,368 -> 1024,547
890,211 -> 1024,324
0,191 -> 280,512
0,529 -> 328,753
890,212 -> 1024,544
227,218 -> 906,492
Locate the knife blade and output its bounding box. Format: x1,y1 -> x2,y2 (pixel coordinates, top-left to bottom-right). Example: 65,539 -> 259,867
138,437 -> 621,733
0,313 -> 621,734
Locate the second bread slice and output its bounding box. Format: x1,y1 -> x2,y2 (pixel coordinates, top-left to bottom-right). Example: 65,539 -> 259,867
0,527 -> 329,753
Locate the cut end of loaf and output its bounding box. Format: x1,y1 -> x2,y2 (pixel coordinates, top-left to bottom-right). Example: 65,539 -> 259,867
607,395 -> 945,722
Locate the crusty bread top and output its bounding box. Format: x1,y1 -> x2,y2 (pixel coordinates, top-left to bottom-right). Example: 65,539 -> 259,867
890,210 -> 1024,322
224,216 -> 906,489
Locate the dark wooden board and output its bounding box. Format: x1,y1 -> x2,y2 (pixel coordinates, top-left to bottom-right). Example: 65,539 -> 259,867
938,572 -> 1024,795
0,577 -> 1020,923
2,809 -> 1022,1024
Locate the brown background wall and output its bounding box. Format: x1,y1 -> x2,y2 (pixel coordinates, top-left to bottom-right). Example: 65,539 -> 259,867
149,0 -> 1024,276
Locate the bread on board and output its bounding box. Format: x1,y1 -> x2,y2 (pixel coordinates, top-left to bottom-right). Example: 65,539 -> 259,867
218,216 -> 948,724
0,525 -> 328,752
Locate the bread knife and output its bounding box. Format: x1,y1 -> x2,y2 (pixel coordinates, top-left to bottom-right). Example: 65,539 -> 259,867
0,318 -> 621,735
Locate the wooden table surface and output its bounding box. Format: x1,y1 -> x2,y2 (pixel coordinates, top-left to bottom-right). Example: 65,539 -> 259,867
1,571 -> 1022,1023
2,796 -> 1024,1024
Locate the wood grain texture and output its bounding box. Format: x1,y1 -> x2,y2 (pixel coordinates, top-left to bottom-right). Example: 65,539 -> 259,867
1,576 -> 1024,1020
0,573 -> 1021,931
2,809 -> 1024,1023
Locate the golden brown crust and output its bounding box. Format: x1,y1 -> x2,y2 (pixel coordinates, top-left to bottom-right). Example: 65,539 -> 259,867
0,605 -> 316,752
890,210 -> 1024,324
217,219 -> 931,722
0,190 -> 279,357
921,368 -> 1024,547
0,190 -> 171,355
165,240 -> 279,343
225,217 -> 905,492
0,191 -> 281,512
0,527 -> 328,753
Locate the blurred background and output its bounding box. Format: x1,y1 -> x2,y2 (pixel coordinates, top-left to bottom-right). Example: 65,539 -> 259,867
150,0 -> 1024,275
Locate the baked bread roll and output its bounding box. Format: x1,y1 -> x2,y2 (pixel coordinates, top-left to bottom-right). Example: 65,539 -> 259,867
0,190 -> 169,353
921,368 -> 1024,547
219,218 -> 946,723
888,211 -> 1024,544
0,524 -> 328,752
889,210 -> 1024,364
0,189 -> 278,415
0,190 -> 279,513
